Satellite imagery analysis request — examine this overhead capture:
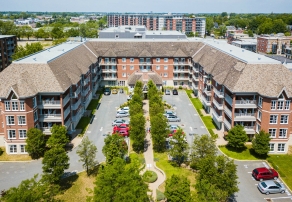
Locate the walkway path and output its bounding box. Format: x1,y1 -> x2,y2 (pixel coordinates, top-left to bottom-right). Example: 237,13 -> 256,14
142,100 -> 166,200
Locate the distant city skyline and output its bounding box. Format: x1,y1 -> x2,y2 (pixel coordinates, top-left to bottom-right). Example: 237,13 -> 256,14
1,0 -> 292,13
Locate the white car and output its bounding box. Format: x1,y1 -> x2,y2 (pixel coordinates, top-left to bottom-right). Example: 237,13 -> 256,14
116,111 -> 129,118
117,106 -> 129,113
168,124 -> 179,132
112,119 -> 130,126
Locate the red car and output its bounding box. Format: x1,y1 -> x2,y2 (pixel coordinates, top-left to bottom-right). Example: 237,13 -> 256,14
252,167 -> 279,181
168,130 -> 184,137
113,130 -> 129,137
113,124 -> 130,133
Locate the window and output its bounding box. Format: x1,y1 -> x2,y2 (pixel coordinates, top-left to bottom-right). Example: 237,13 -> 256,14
280,115 -> 288,124
156,58 -> 160,62
6,116 -> 15,125
256,123 -> 261,133
34,111 -> 38,122
18,116 -> 26,125
32,97 -> 37,108
257,111 -> 262,121
277,101 -> 284,110
174,82 -> 178,86
164,73 -> 168,77
269,143 -> 275,151
5,101 -> 10,111
20,101 -> 25,111
269,129 -> 276,138
11,101 -> 18,111
258,96 -> 263,108
122,66 -> 126,70
130,66 -> 134,70
271,101 -> 276,110
285,100 -> 290,110
279,129 -> 287,138
164,58 -> 168,62
9,145 -> 17,153
130,58 -> 134,63
156,66 -> 160,70
139,58 -> 144,63
105,58 -> 109,63
164,65 -> 168,70
122,73 -> 126,77
269,115 -> 277,124
122,58 -> 126,62
278,143 -> 285,152
19,130 -> 27,139
8,130 -> 16,139
20,145 -> 26,153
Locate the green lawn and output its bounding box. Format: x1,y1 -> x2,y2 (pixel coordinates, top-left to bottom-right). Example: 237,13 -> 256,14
219,145 -> 265,160
76,117 -> 91,135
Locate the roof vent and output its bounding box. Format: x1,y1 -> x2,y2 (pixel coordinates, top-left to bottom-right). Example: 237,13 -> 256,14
230,50 -> 232,52
242,49 -> 244,52
258,57 -> 261,60
33,58 -> 36,61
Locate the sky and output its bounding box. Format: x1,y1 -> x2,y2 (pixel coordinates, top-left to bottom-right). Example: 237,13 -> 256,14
1,0 -> 292,13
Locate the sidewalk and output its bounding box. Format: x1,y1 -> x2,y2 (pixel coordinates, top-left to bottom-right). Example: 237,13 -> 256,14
142,100 -> 166,200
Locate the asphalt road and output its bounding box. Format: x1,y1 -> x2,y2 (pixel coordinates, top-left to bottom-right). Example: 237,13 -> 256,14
0,92 -> 127,191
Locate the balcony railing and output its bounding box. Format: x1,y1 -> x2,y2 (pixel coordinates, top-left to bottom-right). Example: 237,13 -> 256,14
102,69 -> 117,73
224,107 -> 232,118
103,76 -> 118,80
225,94 -> 233,106
173,61 -> 192,65
83,77 -> 90,86
64,107 -> 70,119
192,84 -> 198,90
139,61 -> 152,65
71,99 -> 81,110
193,68 -> 199,73
212,110 -> 223,122
244,126 -> 256,134
65,119 -> 71,129
234,113 -> 256,121
40,127 -> 52,135
82,86 -> 90,97
173,69 -> 190,73
62,94 -> 70,106
224,119 -> 232,130
213,99 -> 223,110
92,75 -> 98,82
192,76 -> 199,81
235,100 -> 257,108
72,110 -> 83,122
40,114 -> 62,122
201,95 -> 211,106
173,76 -> 190,80
38,100 -> 61,109
101,61 -> 116,65
204,88 -> 212,96
213,88 -> 224,98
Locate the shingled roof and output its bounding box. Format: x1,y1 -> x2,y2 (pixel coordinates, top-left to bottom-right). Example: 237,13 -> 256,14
127,71 -> 162,85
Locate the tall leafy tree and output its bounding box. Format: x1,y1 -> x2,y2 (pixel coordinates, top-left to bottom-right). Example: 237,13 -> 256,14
226,125 -> 248,150
129,113 -> 145,153
46,124 -> 69,148
42,146 -> 69,184
93,157 -> 148,202
190,134 -> 217,170
150,114 -> 168,152
102,134 -> 127,164
77,136 -> 98,176
165,175 -> 191,202
51,27 -> 64,39
252,130 -> 271,156
169,128 -> 189,166
26,128 -> 46,159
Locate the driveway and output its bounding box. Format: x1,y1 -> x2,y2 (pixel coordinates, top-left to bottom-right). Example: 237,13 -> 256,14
0,92 -> 127,191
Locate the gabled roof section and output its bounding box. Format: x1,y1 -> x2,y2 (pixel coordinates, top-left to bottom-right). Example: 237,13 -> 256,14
138,49 -> 152,57
103,48 -> 117,57
172,48 -> 188,57
6,86 -> 20,100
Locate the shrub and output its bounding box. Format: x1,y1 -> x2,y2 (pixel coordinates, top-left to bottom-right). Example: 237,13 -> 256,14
178,86 -> 183,89
156,189 -> 166,201
0,147 -> 3,156
142,171 -> 158,183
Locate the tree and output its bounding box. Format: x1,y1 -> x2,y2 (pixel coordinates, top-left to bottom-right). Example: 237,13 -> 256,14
169,128 -> 189,166
187,31 -> 195,37
102,134 -> 127,164
190,134 -> 217,170
1,175 -> 60,202
129,113 -> 146,153
12,42 -> 44,60
252,130 -> 271,156
42,146 -> 69,184
226,125 -> 248,150
150,114 -> 168,152
21,26 -> 33,40
93,157 -> 148,202
195,155 -> 238,202
165,175 -> 191,202
51,27 -> 64,39
34,28 -> 46,40
26,128 -> 46,159
46,124 -> 69,148
247,30 -> 254,37
77,136 -> 98,176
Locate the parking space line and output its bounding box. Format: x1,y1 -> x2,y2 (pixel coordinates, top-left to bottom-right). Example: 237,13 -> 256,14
190,127 -> 192,131
266,196 -> 292,200
247,172 -> 252,173
87,131 -> 91,133
262,162 -> 269,168
100,127 -> 103,131
200,126 -> 205,128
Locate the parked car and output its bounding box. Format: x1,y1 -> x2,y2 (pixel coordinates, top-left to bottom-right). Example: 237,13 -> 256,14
117,130 -> 129,137
104,87 -> 111,95
172,89 -> 178,95
167,124 -> 179,132
165,89 -> 171,95
113,125 -> 129,133
112,88 -> 118,94
119,88 -> 124,94
252,167 -> 279,181
127,94 -> 133,101
166,114 -> 181,122
117,106 -> 130,113
116,111 -> 129,118
257,180 -> 286,195
112,119 -> 129,126
168,130 -> 184,137
163,110 -> 176,117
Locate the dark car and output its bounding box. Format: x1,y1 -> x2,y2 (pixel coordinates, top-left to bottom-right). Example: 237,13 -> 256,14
104,87 -> 111,95
252,167 -> 279,181
172,89 -> 178,95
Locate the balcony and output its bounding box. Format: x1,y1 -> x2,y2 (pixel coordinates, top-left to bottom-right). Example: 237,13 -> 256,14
201,95 -> 211,107
224,107 -> 232,118
224,119 -> 232,130
173,76 -> 190,80
39,114 -> 62,122
103,76 -> 118,80
62,94 -> 70,106
64,107 -> 70,119
225,94 -> 233,106
72,110 -> 83,123
65,119 -> 71,129
192,76 -> 199,81
204,88 -> 212,96
173,61 -> 192,65
82,86 -> 90,97
40,127 -> 52,135
101,61 -> 116,65
192,84 -> 198,90
71,99 -> 81,111
205,80 -> 212,86
244,126 -> 256,134
235,100 -> 257,108
213,99 -> 223,110
102,69 -> 117,73
212,110 -> 223,122
234,113 -> 256,121
193,68 -> 199,73
38,100 -> 61,109
173,69 -> 190,73
92,75 -> 98,82
213,88 -> 224,98
139,61 -> 152,65
83,77 -> 90,86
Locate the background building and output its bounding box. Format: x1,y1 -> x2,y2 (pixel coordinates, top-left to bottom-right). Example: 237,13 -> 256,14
257,35 -> 290,54
0,35 -> 17,72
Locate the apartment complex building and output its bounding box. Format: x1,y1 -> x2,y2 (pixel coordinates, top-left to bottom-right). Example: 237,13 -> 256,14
107,13 -> 206,37
0,38 -> 292,155
257,36 -> 290,54
0,35 -> 17,72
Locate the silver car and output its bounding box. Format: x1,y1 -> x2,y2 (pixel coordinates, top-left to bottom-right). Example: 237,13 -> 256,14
166,114 -> 181,122
163,110 -> 176,117
257,180 -> 286,195
165,89 -> 171,95
116,111 -> 129,118
112,119 -> 129,126
167,124 -> 179,132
